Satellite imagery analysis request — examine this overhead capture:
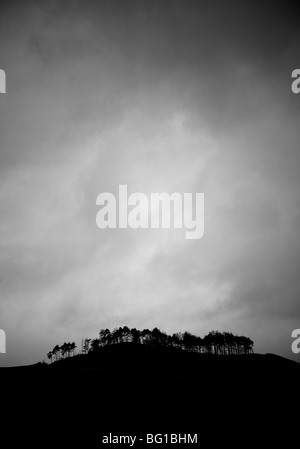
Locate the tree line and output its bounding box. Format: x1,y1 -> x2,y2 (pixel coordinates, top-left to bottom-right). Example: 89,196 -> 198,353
85,327 -> 253,356
47,342 -> 76,363
47,327 -> 254,362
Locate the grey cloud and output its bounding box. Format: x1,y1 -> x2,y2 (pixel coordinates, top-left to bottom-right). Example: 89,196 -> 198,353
1,0 -> 300,366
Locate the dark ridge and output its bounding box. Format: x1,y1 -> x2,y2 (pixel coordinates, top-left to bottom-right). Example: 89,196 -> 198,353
1,342 -> 299,447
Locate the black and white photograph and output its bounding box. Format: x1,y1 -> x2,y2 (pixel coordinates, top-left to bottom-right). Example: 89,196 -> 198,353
0,0 -> 300,446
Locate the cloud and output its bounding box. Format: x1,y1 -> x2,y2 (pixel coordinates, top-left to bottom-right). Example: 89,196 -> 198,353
0,0 -> 300,365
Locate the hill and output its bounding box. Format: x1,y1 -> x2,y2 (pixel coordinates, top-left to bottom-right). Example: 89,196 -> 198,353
1,344 -> 299,446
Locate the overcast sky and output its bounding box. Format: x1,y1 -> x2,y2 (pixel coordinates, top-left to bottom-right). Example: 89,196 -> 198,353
0,0 -> 300,366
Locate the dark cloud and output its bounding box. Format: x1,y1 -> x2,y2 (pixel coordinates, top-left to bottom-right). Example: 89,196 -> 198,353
0,0 -> 300,365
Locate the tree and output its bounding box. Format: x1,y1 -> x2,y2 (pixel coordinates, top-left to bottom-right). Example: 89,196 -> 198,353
70,342 -> 76,357
82,338 -> 91,354
141,329 -> 152,345
99,329 -> 111,346
90,338 -> 100,351
121,326 -> 131,343
169,333 -> 183,349
131,328 -> 141,344
52,345 -> 61,361
60,343 -> 67,359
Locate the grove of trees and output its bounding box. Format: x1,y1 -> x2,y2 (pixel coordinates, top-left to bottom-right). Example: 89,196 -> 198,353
47,328 -> 254,362
47,341 -> 76,363
86,327 -> 253,355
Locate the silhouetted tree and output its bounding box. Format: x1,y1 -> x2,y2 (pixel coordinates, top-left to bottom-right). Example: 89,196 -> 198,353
169,333 -> 183,349
47,351 -> 53,363
99,329 -> 111,346
70,342 -> 76,356
131,328 -> 141,344
52,345 -> 61,361
141,329 -> 152,345
90,338 -> 100,351
60,343 -> 67,358
150,328 -> 167,346
111,327 -> 123,344
82,338 -> 91,354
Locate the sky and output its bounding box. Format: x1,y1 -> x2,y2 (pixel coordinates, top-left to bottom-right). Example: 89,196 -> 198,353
0,0 -> 300,366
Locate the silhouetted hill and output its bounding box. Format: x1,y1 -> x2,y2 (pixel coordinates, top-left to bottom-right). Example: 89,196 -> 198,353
1,344 -> 299,447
